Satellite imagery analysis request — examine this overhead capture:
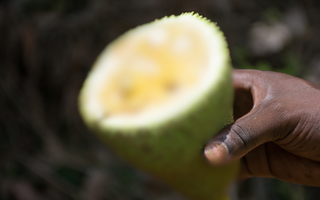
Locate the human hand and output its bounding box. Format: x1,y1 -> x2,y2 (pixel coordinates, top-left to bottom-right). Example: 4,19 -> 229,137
204,69 -> 320,186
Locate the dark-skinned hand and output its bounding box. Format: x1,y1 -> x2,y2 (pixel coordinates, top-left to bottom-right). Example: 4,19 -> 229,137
204,69 -> 320,186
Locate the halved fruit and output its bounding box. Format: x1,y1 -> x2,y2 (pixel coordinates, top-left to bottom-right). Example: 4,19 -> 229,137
79,13 -> 238,200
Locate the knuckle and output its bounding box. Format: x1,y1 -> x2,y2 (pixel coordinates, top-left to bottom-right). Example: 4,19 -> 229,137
228,123 -> 252,153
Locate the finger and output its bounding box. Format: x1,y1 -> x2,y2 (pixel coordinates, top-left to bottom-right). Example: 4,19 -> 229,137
242,142 -> 320,186
233,69 -> 266,106
232,69 -> 255,91
232,69 -> 260,120
204,104 -> 282,165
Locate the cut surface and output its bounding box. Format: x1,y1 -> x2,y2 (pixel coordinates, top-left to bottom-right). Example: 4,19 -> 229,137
80,13 -> 229,129
100,24 -> 209,115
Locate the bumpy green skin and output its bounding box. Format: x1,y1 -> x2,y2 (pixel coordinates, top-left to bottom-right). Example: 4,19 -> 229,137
79,13 -> 239,200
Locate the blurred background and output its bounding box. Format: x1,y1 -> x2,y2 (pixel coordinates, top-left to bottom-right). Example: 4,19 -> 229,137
1,0 -> 320,199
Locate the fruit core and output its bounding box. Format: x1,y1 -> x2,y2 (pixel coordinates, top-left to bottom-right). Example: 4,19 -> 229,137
99,22 -> 210,117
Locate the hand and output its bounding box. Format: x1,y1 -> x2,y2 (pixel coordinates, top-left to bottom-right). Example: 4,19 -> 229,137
204,69 -> 320,186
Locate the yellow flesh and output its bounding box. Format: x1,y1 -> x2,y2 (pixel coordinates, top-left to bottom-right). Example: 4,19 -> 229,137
99,22 -> 210,116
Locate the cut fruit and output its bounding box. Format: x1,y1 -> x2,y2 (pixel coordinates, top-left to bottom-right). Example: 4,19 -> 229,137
79,13 -> 239,200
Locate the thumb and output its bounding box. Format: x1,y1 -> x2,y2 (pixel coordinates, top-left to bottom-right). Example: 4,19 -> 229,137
204,105 -> 280,165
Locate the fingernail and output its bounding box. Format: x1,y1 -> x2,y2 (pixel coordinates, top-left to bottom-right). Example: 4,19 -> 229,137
204,142 -> 229,164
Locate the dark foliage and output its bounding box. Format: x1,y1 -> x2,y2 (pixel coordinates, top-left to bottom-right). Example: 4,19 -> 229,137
1,0 -> 320,199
